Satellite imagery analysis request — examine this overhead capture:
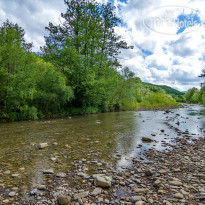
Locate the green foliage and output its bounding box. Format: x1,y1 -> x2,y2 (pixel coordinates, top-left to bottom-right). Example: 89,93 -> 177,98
184,88 -> 200,104
0,3 -> 180,121
0,20 -> 73,121
143,83 -> 184,102
142,93 -> 178,109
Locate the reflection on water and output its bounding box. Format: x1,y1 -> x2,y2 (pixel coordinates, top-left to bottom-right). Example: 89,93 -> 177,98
0,104 -> 205,199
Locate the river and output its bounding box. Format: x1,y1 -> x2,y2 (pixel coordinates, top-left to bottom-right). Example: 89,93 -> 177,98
0,104 -> 204,203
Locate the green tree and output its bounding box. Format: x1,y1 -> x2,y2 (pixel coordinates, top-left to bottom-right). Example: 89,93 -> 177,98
41,0 -> 131,110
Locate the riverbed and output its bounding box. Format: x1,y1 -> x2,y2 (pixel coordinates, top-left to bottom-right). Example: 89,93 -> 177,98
0,104 -> 204,204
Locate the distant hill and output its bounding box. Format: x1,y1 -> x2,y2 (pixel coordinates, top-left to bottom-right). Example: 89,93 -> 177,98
143,83 -> 184,96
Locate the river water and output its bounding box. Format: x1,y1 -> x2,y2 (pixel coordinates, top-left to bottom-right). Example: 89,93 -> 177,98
0,104 -> 204,201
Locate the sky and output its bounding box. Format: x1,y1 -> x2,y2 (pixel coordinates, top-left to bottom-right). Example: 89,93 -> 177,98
0,0 -> 205,91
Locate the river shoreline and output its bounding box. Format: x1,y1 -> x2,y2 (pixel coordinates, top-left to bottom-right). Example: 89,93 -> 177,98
20,110 -> 204,204
0,105 -> 204,204
0,104 -> 185,123
19,136 -> 205,205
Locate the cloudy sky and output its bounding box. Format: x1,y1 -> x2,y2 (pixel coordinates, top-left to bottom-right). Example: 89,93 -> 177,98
1,0 -> 205,91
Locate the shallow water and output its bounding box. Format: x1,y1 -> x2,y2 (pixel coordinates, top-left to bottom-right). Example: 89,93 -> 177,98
0,104 -> 204,201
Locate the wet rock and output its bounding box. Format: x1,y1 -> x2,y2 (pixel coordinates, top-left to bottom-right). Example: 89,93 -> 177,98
56,172 -> 66,178
43,169 -> 54,174
8,191 -> 16,197
77,172 -> 89,178
37,143 -> 49,149
12,174 -> 19,178
57,195 -> 71,205
3,170 -> 10,175
94,176 -> 111,188
51,157 -> 57,162
30,188 -> 37,195
2,200 -> 9,204
37,185 -> 46,190
142,137 -> 153,143
73,191 -> 89,200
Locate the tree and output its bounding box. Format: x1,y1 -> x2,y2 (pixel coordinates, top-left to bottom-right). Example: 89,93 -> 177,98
42,0 -> 130,67
0,20 -> 32,74
41,0 -> 131,109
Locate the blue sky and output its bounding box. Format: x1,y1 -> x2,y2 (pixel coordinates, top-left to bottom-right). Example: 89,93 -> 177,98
0,0 -> 205,91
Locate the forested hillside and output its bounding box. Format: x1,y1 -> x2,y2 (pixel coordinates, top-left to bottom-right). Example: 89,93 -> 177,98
144,83 -> 184,102
0,0 -> 179,121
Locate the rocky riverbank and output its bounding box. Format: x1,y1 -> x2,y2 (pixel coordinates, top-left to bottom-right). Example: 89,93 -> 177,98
14,136 -> 204,205
0,105 -> 205,205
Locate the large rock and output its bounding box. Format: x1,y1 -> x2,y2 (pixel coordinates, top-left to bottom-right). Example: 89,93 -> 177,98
37,143 -> 49,149
73,191 -> 89,200
57,195 -> 71,205
94,176 -> 111,188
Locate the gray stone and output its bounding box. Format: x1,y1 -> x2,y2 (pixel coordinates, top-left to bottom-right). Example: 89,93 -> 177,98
56,172 -> 66,178
37,143 -> 49,149
170,180 -> 182,186
77,172 -> 89,178
134,188 -> 149,195
37,185 -> 46,190
57,195 -> 71,205
91,187 -> 102,196
9,191 -> 16,197
12,174 -> 19,178
43,169 -> 54,174
3,170 -> 10,175
94,176 -> 111,188
131,196 -> 144,202
174,193 -> 184,199
135,201 -> 146,205
73,191 -> 89,200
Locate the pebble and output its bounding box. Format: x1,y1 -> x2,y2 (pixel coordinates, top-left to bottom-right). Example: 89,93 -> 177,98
174,192 -> 184,199
8,191 -> 16,197
43,169 -> 54,174
73,191 -> 89,200
56,172 -> 66,178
